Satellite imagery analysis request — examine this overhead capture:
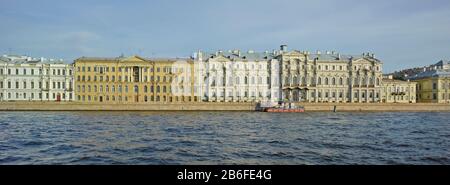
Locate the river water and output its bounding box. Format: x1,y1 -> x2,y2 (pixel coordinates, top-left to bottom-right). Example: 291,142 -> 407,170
0,111 -> 449,164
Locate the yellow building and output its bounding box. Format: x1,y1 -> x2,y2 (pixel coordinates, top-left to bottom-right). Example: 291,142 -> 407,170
381,75 -> 416,103
74,55 -> 197,103
411,73 -> 450,103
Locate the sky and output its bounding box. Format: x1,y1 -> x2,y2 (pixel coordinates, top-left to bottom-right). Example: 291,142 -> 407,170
1,0 -> 450,73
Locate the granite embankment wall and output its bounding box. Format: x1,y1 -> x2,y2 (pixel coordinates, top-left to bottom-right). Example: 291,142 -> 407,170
0,102 -> 449,112
0,102 -> 256,111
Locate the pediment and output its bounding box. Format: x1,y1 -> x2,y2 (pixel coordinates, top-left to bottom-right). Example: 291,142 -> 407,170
208,54 -> 232,62
120,55 -> 147,62
284,50 -> 304,56
352,58 -> 372,64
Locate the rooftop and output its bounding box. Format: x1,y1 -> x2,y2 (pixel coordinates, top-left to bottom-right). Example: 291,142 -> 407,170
409,69 -> 450,80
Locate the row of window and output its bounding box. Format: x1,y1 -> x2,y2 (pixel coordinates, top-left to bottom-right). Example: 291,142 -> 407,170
76,75 -> 177,83
209,63 -> 267,70
0,68 -> 72,76
284,77 -> 381,86
210,91 -> 271,98
431,82 -> 450,90
311,91 -> 380,99
428,93 -> 450,100
0,81 -> 72,90
210,76 -> 270,86
386,95 -> 414,101
77,84 -> 181,94
0,92 -> 72,100
77,95 -> 196,102
282,64 -> 381,72
77,66 -> 174,73
386,86 -> 415,92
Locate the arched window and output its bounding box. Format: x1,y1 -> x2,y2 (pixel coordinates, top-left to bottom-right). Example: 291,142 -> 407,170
325,78 -> 329,85
157,86 -> 160,93
332,78 -> 336,85
339,78 -> 343,85
318,77 -> 322,85
293,76 -> 298,85
144,85 -> 148,93
376,78 -> 380,86
236,77 -> 240,85
134,85 -> 139,93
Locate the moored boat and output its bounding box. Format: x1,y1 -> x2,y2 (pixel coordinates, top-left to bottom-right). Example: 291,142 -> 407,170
256,101 -> 305,112
264,107 -> 305,112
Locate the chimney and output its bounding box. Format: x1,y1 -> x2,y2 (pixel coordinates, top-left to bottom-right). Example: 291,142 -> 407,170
280,45 -> 288,52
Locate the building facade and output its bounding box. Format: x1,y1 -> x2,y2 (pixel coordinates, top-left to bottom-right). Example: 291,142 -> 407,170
381,75 -> 416,103
193,45 -> 384,103
0,55 -> 74,101
409,60 -> 450,103
194,50 -> 281,102
74,55 -> 197,103
276,45 -> 383,103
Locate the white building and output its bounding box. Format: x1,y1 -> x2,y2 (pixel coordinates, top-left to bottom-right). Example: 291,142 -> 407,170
0,55 -> 74,101
276,45 -> 384,103
194,50 -> 281,102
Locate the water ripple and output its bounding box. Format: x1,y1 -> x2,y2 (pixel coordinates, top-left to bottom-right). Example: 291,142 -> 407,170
0,111 -> 448,164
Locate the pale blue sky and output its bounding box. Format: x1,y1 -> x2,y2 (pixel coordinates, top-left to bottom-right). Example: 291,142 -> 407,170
1,0 -> 450,73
